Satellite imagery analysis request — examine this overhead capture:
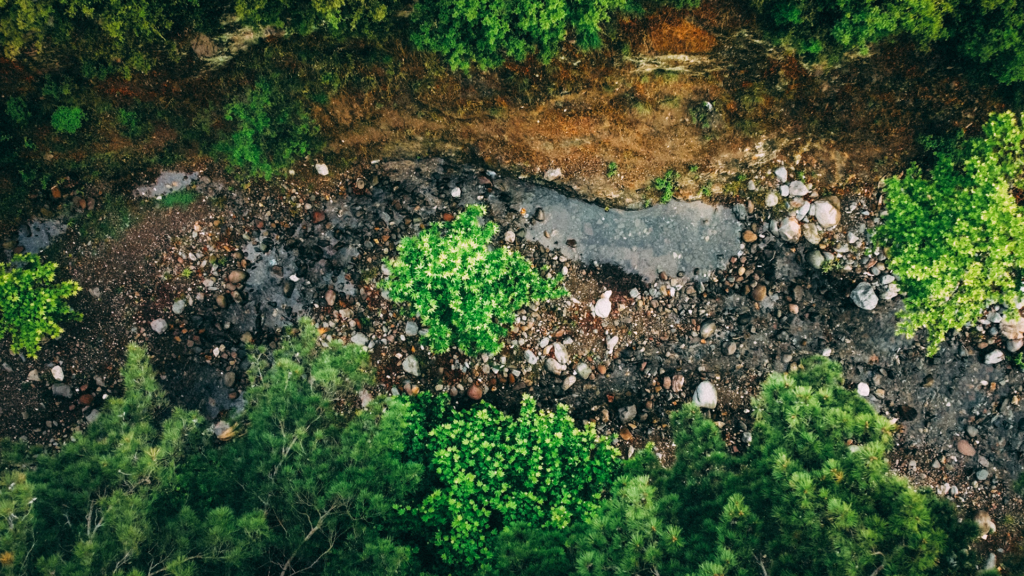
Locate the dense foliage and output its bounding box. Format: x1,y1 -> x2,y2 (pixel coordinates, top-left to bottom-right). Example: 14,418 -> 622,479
405,393 -> 619,573
410,0 -> 626,71
0,253 -> 81,358
382,205 -> 566,355
657,355 -> 978,575
878,112 -> 1024,354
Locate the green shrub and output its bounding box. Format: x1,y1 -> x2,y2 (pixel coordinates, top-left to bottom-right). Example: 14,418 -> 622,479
5,97 -> 29,124
878,111 -> 1024,354
50,105 -> 85,134
381,204 -> 566,355
159,190 -> 197,207
411,0 -> 627,71
234,0 -> 394,37
653,169 -> 677,203
0,254 -> 81,358
404,393 -> 619,574
220,79 -> 320,179
658,356 -> 978,575
117,108 -> 149,139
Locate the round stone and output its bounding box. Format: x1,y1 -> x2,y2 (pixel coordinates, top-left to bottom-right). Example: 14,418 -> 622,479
956,439 -> 976,457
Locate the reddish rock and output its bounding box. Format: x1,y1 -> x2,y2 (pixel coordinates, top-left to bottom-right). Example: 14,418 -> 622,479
228,270 -> 248,284
441,213 -> 455,222
597,365 -> 607,375
255,219 -> 265,229
51,186 -> 62,199
79,394 -> 94,406
956,439 -> 976,457
313,211 -> 326,224
468,385 -> 483,400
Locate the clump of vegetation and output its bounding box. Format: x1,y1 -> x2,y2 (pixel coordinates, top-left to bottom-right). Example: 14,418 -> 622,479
0,254 -> 81,358
410,0 -> 626,71
405,393 -> 619,573
381,205 -> 566,355
5,97 -> 30,125
605,161 -> 618,178
878,112 -> 1024,354
646,356 -> 978,575
50,106 -> 85,134
220,79 -> 321,180
160,190 -> 197,208
653,169 -> 677,203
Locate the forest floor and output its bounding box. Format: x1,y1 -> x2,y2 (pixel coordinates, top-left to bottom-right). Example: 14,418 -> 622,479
1,1 -> 1022,568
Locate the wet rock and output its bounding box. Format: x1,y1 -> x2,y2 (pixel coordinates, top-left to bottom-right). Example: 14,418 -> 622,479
850,283 -> 878,311
984,349 -> 1004,365
172,300 -> 186,315
151,318 -> 168,334
619,405 -> 637,423
351,333 -> 369,346
313,211 -> 326,224
576,363 -> 592,380
700,321 -> 716,338
51,366 -> 64,381
468,385 -> 483,400
315,163 -> 329,176
765,193 -> 779,208
535,208 -> 545,221
593,291 -> 613,318
778,217 -> 802,243
693,381 -> 717,409
813,200 -> 840,229
324,289 -> 337,307
544,167 -> 563,181
545,357 -> 566,375
751,284 -> 768,302
228,270 -> 248,284
402,355 -> 420,377
957,439 -> 976,457
51,384 -> 72,398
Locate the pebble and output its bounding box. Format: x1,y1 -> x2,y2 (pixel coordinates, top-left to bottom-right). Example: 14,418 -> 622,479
468,385 -> 483,400
789,180 -> 809,197
553,342 -> 569,365
524,350 -> 539,365
956,439 -> 976,457
576,363 -> 592,380
404,321 -> 419,337
850,282 -> 878,311
27,370 -> 39,382
857,382 -> 870,396
808,250 -> 825,269
724,342 -> 737,356
967,425 -> 979,438
593,291 -> 613,318
51,366 -> 64,381
814,200 -> 840,229
504,229 -> 516,243
778,217 -> 802,243
775,166 -> 788,182
751,284 -> 767,302
51,384 -> 72,398
619,405 -> 637,423
742,230 -> 757,243
315,163 -> 329,176
544,167 -> 563,181
172,300 -> 186,315
562,375 -> 577,390
629,288 -> 641,299
803,222 -> 821,245
402,355 -> 420,377
976,469 -> 990,481
545,357 -> 566,375
597,365 -> 607,375
228,270 -> 247,284
700,321 -> 716,338
693,381 -> 717,409
984,349 -> 1004,364
351,332 -> 369,346
223,372 -> 236,387
765,193 -> 779,208
151,318 -> 168,334
324,289 -> 337,307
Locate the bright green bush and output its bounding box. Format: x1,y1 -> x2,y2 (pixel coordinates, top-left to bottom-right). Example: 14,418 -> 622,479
220,79 -> 320,179
878,111 -> 1024,354
404,393 -> 619,574
659,356 -> 978,575
411,0 -> 627,71
50,105 -> 85,134
0,253 -> 81,358
382,204 -> 566,355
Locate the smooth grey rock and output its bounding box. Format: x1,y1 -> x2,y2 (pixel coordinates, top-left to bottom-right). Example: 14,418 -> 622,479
724,342 -> 737,355
525,350 -> 539,365
619,404 -> 637,423
808,250 -> 825,269
977,469 -> 990,481
51,384 -> 72,398
51,366 -> 64,381
553,342 -> 569,365
789,180 -> 809,197
778,217 -> 802,243
172,300 -> 186,315
504,229 -> 516,243
151,318 -> 168,334
351,332 -> 369,346
450,187 -> 461,198
576,363 -> 592,380
851,282 -> 878,311
629,288 -> 641,299
693,381 -> 718,409
402,355 -> 420,377
561,375 -> 576,390
404,321 -> 419,337
984,349 -> 1005,365
1008,338 -> 1024,353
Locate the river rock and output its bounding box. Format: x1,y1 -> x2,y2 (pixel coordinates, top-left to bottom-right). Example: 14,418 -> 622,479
851,283 -> 878,310
808,250 -> 825,269
732,203 -> 748,221
671,374 -> 684,392
1001,317 -> 1024,340
789,180 -> 809,197
223,372 -> 236,387
742,230 -> 757,243
984,349 -> 1004,365
775,166 -> 788,182
593,291 -> 613,318
751,284 -> 767,302
693,381 -> 717,409
468,385 -> 483,400
404,321 -> 419,337
576,363 -> 592,380
1009,339 -> 1024,353
765,193 -> 779,207
778,217 -> 802,243
699,321 -> 716,338
172,300 -> 186,314
51,366 -> 64,381
402,355 -> 420,376
315,163 -> 329,176
215,294 -> 228,308
956,439 -> 976,457
562,375 -> 577,390
813,201 -> 840,229
324,289 -> 337,306
553,342 -> 569,365
545,357 -> 566,375
504,229 -> 516,243
27,370 -> 39,382
228,270 -> 248,284
351,332 -> 369,346
525,349 -> 539,365
151,318 -> 168,334
803,222 -> 822,245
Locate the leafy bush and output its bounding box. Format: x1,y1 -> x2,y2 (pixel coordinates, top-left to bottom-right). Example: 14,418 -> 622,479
411,0 -> 627,71
404,393 -> 619,574
653,169 -> 677,203
220,79 -> 321,179
5,97 -> 29,124
953,0 -> 1024,84
381,205 -> 566,355
0,254 -> 81,358
234,0 -> 394,37
878,112 -> 1024,354
50,105 -> 85,134
659,356 -> 978,575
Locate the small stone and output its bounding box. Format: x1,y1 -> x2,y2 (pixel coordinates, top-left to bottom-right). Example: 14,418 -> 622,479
803,222 -> 822,245
89,287 -> 101,298
404,321 -> 419,337
228,270 -> 247,284
468,385 -> 483,400
553,342 -> 569,365
742,230 -> 757,243
747,180 -> 756,191
504,229 -> 516,243
751,284 -> 767,302
51,384 -> 72,398
315,163 -> 329,176
324,289 -> 337,306
223,372 -> 236,387
576,363 -> 592,380
975,511 -> 996,536
215,294 -> 228,309
525,350 -> 539,365
151,318 -> 168,334
732,203 -> 748,221
27,370 -> 39,382
857,382 -> 870,396
778,217 -> 802,243
693,381 -> 717,409
967,425 -> 979,438
671,374 -> 684,392
450,187 -> 461,198
976,469 -> 990,481
562,375 -> 577,390
51,366 -> 64,381
544,167 -> 563,181
808,250 -> 825,269
813,200 -> 840,229
351,332 -> 369,346
956,439 -> 976,457
1009,339 -> 1024,353
282,279 -> 295,298
172,300 -> 186,315
700,321 -> 716,338
850,283 -> 878,311
765,193 -> 779,208
85,409 -> 100,424
984,349 -> 1004,364
240,332 -> 253,344
597,365 -> 607,375
593,291 -> 613,318
775,166 -> 788,182
535,208 -> 546,221
788,180 -> 809,197
606,334 -> 619,355
619,405 -> 637,423
724,342 -> 737,355
545,357 -> 566,375
402,355 -> 420,377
